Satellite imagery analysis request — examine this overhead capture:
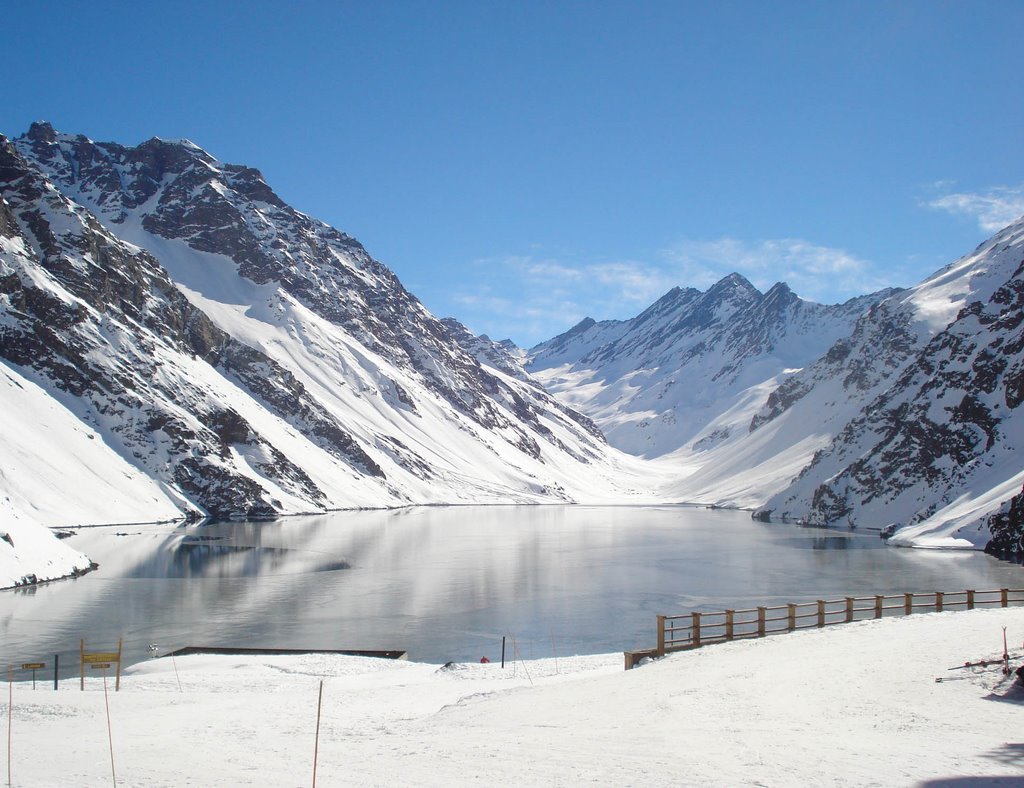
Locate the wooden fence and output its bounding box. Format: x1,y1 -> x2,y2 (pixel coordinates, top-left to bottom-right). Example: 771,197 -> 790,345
624,588 -> 1024,669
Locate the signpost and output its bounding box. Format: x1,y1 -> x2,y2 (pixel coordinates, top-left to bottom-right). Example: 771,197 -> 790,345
80,638 -> 123,691
20,663 -> 45,690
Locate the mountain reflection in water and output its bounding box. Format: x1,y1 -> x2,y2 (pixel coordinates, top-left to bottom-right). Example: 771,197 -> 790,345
125,540 -> 351,579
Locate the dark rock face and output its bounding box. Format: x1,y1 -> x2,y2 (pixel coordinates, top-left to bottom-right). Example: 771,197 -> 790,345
987,484 -> 1024,555
799,259 -> 1024,530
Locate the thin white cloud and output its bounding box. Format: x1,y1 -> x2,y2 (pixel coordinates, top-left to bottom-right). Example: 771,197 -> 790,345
442,237 -> 899,346
927,185 -> 1024,233
441,254 -> 675,345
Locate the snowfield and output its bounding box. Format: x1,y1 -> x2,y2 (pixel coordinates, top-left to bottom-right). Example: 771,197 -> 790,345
5,607 -> 1024,786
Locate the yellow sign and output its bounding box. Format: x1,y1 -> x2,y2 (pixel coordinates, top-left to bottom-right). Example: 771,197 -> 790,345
80,638 -> 123,691
82,652 -> 119,664
21,662 -> 45,670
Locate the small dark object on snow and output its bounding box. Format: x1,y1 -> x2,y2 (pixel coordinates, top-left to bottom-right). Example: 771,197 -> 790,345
1016,664 -> 1024,685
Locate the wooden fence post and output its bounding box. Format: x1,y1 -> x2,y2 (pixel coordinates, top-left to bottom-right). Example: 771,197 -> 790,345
817,600 -> 826,628
935,592 -> 943,613
692,612 -> 702,648
966,589 -> 975,610
757,607 -> 766,637
845,597 -> 854,623
1002,588 -> 1009,608
904,593 -> 913,615
787,604 -> 796,632
725,610 -> 734,641
875,596 -> 883,619
656,615 -> 666,656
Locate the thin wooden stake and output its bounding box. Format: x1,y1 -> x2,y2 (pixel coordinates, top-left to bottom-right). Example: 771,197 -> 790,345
511,639 -> 533,686
171,653 -> 183,693
102,667 -> 116,788
312,680 -> 324,788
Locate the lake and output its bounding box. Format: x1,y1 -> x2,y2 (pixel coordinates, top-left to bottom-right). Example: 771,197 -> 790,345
1,505 -> 1021,676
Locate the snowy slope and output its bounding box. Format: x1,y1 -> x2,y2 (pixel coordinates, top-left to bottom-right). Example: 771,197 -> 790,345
0,124 -> 655,582
6,607 -> 1024,785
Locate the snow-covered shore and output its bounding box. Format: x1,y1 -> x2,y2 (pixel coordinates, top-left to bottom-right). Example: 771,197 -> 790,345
4,607 -> 1023,786
0,499 -> 93,590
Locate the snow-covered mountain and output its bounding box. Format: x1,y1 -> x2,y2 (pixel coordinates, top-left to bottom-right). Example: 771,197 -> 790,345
0,123 -> 651,584
528,274 -> 894,459
758,217 -> 1024,551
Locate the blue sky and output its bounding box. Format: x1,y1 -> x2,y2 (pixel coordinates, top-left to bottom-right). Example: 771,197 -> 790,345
5,1 -> 1023,346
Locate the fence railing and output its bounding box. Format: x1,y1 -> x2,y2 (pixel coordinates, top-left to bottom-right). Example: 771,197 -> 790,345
624,588 -> 1024,669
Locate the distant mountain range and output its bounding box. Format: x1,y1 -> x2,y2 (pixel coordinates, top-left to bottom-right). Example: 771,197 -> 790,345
527,219 -> 1024,554
2,122 -> 1022,586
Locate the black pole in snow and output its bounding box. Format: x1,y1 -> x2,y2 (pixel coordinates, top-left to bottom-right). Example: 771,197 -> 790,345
53,654 -> 59,691
501,636 -> 506,669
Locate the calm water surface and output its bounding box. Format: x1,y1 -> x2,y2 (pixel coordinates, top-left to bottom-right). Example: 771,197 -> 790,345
2,506 -> 1021,674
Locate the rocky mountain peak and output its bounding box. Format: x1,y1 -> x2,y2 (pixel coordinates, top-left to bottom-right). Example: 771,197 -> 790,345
703,272 -> 760,305
25,121 -> 58,143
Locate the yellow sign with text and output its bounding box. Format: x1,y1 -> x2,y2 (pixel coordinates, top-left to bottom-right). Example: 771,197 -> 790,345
80,638 -> 123,691
82,652 -> 119,664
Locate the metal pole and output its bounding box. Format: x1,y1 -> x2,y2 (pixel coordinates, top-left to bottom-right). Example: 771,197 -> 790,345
501,636 -> 506,669
54,654 -> 58,691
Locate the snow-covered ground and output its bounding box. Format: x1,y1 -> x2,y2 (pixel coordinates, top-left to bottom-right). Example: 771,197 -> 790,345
5,607 -> 1024,786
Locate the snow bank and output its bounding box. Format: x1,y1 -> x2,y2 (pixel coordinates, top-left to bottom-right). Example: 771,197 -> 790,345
0,498 -> 91,588
5,607 -> 1024,785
